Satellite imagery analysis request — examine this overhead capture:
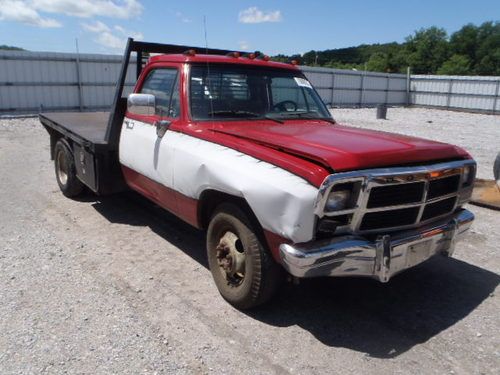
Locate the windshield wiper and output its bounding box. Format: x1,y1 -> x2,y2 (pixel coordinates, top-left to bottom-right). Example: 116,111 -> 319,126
207,110 -> 284,124
207,110 -> 261,117
315,117 -> 336,124
271,111 -> 336,124
263,115 -> 284,124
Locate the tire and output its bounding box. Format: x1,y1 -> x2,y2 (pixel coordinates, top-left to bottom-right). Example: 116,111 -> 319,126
54,140 -> 84,198
206,203 -> 283,309
494,152 -> 500,182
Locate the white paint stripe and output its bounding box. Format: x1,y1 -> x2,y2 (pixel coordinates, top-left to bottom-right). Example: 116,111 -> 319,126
119,118 -> 318,243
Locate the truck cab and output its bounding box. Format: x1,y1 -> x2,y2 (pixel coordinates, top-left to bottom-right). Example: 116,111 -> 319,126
40,39 -> 476,309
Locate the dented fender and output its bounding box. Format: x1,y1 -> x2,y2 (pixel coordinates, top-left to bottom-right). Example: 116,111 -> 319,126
171,132 -> 318,243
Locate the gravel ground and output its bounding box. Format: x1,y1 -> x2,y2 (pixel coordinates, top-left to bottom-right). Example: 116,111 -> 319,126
1,110 -> 499,374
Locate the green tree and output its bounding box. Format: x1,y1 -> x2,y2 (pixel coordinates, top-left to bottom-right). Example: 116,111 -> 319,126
405,27 -> 450,74
474,21 -> 500,75
366,52 -> 389,72
437,54 -> 471,75
475,51 -> 500,75
449,24 -> 478,62
0,45 -> 25,51
271,21 -> 499,75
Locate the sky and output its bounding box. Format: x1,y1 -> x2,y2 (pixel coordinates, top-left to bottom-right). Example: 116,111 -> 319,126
0,0 -> 499,56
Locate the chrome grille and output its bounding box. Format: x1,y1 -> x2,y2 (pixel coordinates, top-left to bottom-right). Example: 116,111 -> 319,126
428,175 -> 461,199
315,160 -> 476,235
360,207 -> 420,231
421,196 -> 457,221
367,181 -> 425,208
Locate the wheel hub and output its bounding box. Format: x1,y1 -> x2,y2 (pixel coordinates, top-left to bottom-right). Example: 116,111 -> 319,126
215,231 -> 245,284
56,150 -> 68,185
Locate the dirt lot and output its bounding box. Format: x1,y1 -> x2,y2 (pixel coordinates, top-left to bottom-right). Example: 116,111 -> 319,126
1,109 -> 499,374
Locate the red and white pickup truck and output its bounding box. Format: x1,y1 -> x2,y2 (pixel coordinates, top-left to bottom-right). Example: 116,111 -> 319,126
40,39 -> 476,309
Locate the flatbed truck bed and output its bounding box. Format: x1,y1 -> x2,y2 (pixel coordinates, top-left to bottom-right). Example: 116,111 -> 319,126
39,112 -> 110,149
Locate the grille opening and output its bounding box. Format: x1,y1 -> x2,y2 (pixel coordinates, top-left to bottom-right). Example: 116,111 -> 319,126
367,181 -> 425,208
360,207 -> 420,231
427,175 -> 460,200
422,197 -> 456,221
316,215 -> 352,239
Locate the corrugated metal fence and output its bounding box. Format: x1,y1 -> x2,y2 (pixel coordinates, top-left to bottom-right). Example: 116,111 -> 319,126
0,50 -> 136,114
411,75 -> 500,113
301,66 -> 409,107
0,49 -> 498,114
0,50 -> 410,114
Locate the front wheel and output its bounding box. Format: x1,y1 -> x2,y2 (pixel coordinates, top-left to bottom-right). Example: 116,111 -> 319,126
206,203 -> 283,309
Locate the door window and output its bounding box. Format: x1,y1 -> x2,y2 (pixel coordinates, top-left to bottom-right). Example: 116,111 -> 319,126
140,68 -> 180,118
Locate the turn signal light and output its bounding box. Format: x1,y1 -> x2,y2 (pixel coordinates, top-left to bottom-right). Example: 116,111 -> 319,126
226,51 -> 240,58
290,60 -> 299,65
429,171 -> 443,178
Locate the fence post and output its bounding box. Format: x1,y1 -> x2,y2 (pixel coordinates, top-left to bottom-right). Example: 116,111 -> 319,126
384,74 -> 390,105
493,80 -> 500,114
75,39 -> 83,112
406,66 -> 411,106
359,71 -> 365,107
330,72 -> 335,107
446,79 -> 453,109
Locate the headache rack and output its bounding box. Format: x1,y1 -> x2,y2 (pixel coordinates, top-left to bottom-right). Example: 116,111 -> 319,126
106,38 -> 246,150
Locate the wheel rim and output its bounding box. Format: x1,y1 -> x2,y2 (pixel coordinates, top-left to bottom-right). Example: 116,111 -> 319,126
215,231 -> 246,286
56,150 -> 68,186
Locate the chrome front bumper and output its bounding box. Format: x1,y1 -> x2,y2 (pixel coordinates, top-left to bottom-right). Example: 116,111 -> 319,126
279,209 -> 474,282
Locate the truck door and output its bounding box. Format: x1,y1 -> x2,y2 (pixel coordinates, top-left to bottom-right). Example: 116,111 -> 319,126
119,66 -> 181,213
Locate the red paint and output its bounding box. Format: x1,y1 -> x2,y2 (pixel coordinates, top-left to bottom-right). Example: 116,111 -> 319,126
173,190 -> 199,228
209,121 -> 470,173
148,53 -> 299,71
121,165 -> 199,228
264,230 -> 290,262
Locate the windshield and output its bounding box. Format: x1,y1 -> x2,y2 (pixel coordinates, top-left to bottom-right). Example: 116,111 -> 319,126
189,64 -> 332,122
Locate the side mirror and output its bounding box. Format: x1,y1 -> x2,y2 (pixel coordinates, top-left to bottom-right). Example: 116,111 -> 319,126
127,93 -> 155,116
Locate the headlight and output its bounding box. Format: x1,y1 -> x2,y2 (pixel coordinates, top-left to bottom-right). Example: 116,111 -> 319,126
325,190 -> 351,211
462,165 -> 474,187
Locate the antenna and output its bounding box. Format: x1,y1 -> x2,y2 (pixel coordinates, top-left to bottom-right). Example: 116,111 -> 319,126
203,16 -> 215,121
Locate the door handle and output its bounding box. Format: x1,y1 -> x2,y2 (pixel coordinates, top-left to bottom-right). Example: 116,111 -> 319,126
155,120 -> 171,138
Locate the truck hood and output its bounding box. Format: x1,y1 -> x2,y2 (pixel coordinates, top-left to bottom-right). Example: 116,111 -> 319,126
212,120 -> 469,172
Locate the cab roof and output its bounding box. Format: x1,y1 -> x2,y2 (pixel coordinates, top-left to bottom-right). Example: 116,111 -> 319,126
148,53 -> 299,70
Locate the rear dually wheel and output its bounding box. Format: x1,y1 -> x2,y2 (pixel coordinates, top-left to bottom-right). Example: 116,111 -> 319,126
54,140 -> 84,198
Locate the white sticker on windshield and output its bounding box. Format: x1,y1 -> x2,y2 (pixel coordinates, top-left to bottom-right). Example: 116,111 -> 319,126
294,77 -> 312,88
